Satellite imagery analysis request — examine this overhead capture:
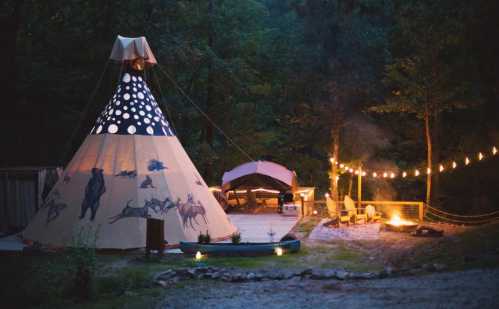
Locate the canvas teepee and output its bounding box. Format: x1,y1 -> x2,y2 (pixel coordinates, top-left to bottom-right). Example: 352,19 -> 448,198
23,36 -> 236,249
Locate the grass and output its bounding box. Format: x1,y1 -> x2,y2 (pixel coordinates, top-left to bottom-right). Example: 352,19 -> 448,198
405,222 -> 499,270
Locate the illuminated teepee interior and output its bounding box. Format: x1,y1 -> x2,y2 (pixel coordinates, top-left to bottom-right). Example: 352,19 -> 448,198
23,36 -> 236,249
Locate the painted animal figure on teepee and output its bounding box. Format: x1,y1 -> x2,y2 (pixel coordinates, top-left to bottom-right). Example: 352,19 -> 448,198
23,35 -> 236,249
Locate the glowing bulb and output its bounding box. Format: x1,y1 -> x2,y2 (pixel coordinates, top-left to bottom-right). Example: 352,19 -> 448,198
330,157 -> 335,163
340,164 -> 345,168
415,169 -> 420,176
493,146 -> 497,155
361,171 -> 366,176
275,247 -> 284,256
195,251 -> 203,261
478,152 -> 484,161
373,172 -> 378,178
390,172 -> 395,179
402,171 -> 407,178
452,161 -> 457,169
324,193 -> 330,198
312,210 -> 318,215
383,172 -> 388,178
349,168 -> 354,173
465,157 -> 470,165
354,170 -> 359,175
439,164 -> 444,172
426,168 -> 431,175
336,176 -> 340,181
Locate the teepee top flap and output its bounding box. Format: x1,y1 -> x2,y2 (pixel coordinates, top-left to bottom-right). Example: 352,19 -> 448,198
109,35 -> 157,65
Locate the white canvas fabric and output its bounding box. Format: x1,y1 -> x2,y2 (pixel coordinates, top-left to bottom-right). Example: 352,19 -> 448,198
222,161 -> 296,189
109,35 -> 157,65
23,47 -> 236,248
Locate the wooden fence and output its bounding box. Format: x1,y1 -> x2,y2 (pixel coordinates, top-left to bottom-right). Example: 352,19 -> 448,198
304,200 -> 424,222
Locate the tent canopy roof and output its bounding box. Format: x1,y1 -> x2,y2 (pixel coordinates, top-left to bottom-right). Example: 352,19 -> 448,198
109,35 -> 157,65
222,161 -> 297,192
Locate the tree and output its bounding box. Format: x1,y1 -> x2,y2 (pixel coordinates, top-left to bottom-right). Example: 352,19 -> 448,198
370,0 -> 471,206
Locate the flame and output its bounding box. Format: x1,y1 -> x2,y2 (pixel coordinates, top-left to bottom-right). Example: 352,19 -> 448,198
387,214 -> 415,226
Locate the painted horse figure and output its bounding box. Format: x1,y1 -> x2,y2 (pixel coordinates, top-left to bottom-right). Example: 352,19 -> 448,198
177,194 -> 207,230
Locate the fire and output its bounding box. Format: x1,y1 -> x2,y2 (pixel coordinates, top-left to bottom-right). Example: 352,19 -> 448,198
387,214 -> 415,226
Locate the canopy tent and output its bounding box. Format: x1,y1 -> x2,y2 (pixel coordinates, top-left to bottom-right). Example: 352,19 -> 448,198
222,161 -> 297,192
23,36 -> 236,249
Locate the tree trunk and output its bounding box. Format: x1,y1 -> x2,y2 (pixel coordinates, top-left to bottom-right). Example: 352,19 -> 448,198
329,124 -> 340,217
424,106 -> 432,208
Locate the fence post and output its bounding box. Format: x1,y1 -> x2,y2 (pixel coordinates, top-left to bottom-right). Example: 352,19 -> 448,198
418,202 -> 424,222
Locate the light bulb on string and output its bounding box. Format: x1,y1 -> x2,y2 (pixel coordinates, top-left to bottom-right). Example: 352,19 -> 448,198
361,171 -> 366,177
349,168 -> 354,173
439,164 -> 444,172
383,172 -> 388,178
465,157 -> 470,166
390,172 -> 395,179
402,171 -> 407,178
478,152 -> 484,161
493,146 -> 498,155
426,167 -> 431,175
340,164 -> 344,168
329,157 -> 335,163
415,169 -> 420,176
452,161 -> 457,169
372,172 -> 378,178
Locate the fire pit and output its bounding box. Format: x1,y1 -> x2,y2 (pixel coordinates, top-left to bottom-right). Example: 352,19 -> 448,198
383,214 -> 418,232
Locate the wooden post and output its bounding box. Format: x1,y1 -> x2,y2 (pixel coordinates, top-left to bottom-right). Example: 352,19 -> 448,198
357,165 -> 362,208
418,202 -> 424,222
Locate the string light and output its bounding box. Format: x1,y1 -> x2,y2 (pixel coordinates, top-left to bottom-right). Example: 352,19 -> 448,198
328,144 -> 497,182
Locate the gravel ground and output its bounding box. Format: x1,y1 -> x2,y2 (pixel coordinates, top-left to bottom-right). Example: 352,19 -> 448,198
157,268 -> 499,309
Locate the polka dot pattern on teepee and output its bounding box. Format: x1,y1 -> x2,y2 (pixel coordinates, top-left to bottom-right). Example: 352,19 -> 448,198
91,71 -> 174,136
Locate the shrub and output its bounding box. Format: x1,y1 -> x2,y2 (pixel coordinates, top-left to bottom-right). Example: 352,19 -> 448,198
231,232 -> 241,244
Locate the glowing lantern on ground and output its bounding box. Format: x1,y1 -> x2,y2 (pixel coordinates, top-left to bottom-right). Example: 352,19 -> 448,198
195,251 -> 203,261
275,247 -> 284,256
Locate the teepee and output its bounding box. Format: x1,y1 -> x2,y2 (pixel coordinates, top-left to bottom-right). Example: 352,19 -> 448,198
23,36 -> 236,249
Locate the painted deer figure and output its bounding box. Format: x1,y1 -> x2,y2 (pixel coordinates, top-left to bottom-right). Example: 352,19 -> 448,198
108,200 -> 152,224
176,194 -> 208,230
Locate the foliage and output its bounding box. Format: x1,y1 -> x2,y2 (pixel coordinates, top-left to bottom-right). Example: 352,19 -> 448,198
198,230 -> 211,244
231,232 -> 241,244
1,0 -> 498,210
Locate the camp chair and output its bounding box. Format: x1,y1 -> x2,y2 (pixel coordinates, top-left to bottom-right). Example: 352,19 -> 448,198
339,195 -> 367,225
365,204 -> 382,222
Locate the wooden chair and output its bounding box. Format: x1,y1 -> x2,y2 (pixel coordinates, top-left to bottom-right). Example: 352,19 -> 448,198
339,195 -> 367,224
365,204 -> 382,222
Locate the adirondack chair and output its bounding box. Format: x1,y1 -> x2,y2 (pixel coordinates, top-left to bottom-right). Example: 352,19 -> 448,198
365,204 -> 382,222
339,195 -> 367,224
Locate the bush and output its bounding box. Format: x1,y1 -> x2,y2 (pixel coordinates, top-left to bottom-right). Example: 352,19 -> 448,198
231,232 -> 241,244
198,230 -> 211,244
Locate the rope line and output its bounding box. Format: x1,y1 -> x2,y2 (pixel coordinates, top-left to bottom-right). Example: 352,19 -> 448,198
425,208 -> 499,224
60,60 -> 110,165
155,63 -> 254,163
425,204 -> 499,218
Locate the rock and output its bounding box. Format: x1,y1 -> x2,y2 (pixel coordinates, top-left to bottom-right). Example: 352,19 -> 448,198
310,269 -> 337,280
350,272 -> 378,280
432,263 -> 447,272
335,270 -> 349,280
154,269 -> 176,281
156,280 -> 167,287
246,272 -> 257,281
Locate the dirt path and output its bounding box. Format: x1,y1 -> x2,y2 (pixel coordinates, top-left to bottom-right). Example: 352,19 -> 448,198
157,268 -> 499,308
